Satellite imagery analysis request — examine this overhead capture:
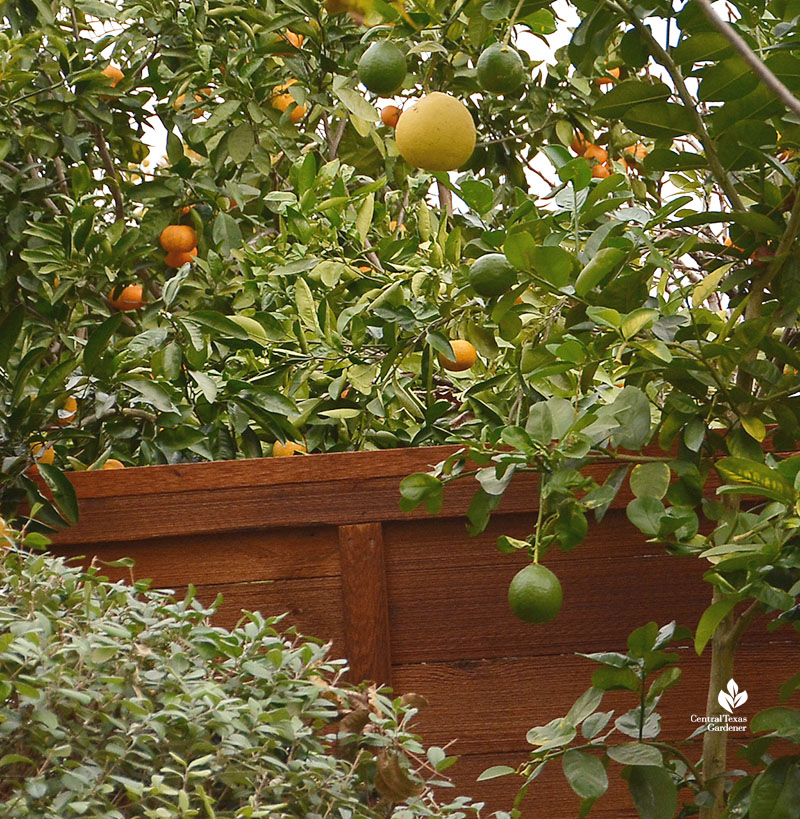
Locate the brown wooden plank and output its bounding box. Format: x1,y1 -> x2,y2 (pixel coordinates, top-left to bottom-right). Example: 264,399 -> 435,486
338,523 -> 392,685
392,646 -> 799,756
53,525 -> 340,587
171,576 -> 346,653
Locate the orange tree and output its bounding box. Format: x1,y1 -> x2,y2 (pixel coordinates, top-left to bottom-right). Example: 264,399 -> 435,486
2,0 -> 800,816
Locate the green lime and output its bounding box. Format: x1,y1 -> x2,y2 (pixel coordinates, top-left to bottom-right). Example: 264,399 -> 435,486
508,563 -> 563,624
469,253 -> 517,298
358,41 -> 407,96
476,43 -> 526,94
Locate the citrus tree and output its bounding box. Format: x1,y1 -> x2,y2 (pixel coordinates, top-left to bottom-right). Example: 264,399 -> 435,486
3,0 -> 800,816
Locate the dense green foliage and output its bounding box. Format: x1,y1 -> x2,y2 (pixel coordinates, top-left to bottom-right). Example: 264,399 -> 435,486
0,532 -> 478,818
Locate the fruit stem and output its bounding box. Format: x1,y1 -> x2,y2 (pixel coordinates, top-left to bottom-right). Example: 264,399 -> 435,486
502,0 -> 525,46
533,475 -> 545,563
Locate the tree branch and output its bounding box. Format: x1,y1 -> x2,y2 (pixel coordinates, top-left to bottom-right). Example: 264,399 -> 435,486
92,125 -> 125,221
611,0 -> 745,212
693,0 -> 800,117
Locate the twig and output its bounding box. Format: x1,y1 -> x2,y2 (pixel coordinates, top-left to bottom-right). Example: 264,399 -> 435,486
53,157 -> 69,196
328,118 -> 347,160
394,186 -> 411,234
92,125 -> 125,221
437,180 -> 453,219
693,0 -> 800,117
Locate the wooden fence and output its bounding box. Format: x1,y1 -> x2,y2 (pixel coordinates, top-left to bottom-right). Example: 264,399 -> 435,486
48,447 -> 798,817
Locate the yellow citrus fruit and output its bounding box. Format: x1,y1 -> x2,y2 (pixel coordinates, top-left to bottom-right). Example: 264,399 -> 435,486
508,563 -> 563,623
58,396 -> 78,426
273,440 -> 307,456
165,247 -> 197,267
381,105 -> 402,128
438,339 -> 477,372
102,65 -> 124,87
101,459 -> 125,470
160,225 -> 197,253
272,80 -> 307,123
109,284 -> 145,311
476,43 -> 526,94
469,253 -> 517,298
31,442 -> 55,465
358,40 -> 407,95
394,92 -> 476,172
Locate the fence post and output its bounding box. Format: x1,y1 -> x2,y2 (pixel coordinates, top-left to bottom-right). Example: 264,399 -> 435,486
337,522 -> 392,685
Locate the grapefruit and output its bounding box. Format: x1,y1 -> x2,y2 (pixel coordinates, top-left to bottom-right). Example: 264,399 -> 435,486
395,92 -> 476,172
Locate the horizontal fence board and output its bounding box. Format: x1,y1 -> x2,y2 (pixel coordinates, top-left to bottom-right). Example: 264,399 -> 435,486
392,648 -> 798,756
440,751 -> 643,817
55,525 -> 340,587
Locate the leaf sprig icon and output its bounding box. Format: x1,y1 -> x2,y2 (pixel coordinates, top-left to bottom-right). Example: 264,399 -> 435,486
718,679 -> 748,713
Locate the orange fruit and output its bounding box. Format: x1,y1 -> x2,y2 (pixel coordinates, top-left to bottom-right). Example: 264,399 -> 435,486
110,284 -> 145,311
273,440 -> 307,456
181,204 -> 194,215
592,163 -> 611,179
101,458 -> 125,470
623,143 -> 648,162
282,30 -> 304,49
570,132 -> 588,155
31,442 -> 55,466
165,247 -> 198,268
381,105 -> 402,128
389,219 -> 407,233
272,80 -> 307,123
58,396 -> 77,426
595,67 -> 620,87
359,265 -> 372,273
160,224 -> 197,253
508,563 -> 563,624
102,65 -> 124,87
583,143 -> 608,163
438,339 -> 477,372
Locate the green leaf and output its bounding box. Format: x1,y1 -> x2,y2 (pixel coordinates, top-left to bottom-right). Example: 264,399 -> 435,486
228,123 -> 255,164
477,765 -> 516,781
694,598 -> 738,656
627,622 -> 658,659
715,457 -> 796,503
295,278 -> 320,333
399,473 -> 443,514
355,193 -> 374,245
591,80 -> 670,120
629,463 -> 670,500
750,707 -> 800,740
626,496 -> 664,536
185,311 -> 249,339
120,378 -> 178,413
83,314 -> 122,373
623,102 -> 696,139
621,764 -> 677,819
566,687 -> 604,726
0,305 -> 24,367
672,32 -> 734,65
530,245 -> 580,288
575,247 -> 627,296
591,667 -> 641,692
211,212 -> 243,252
749,757 -> 800,819
37,464 -> 79,525
607,744 -> 663,766
698,58 -> 758,102
459,180 -> 495,215
668,210 -> 783,236
692,263 -> 733,307
562,750 -> 608,800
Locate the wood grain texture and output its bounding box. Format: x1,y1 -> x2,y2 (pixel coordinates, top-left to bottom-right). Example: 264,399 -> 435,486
437,751 -> 645,817
54,525 -> 339,586
338,523 -> 393,685
392,646 -> 799,756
